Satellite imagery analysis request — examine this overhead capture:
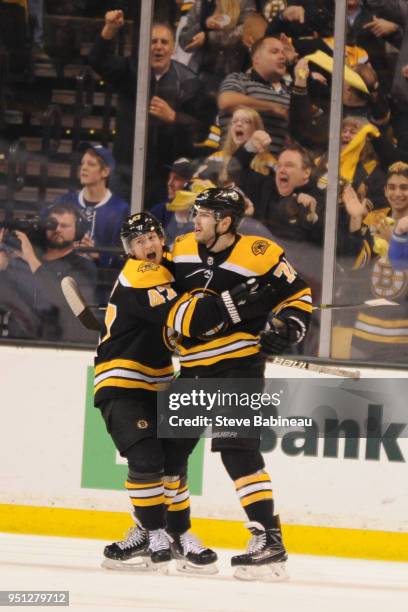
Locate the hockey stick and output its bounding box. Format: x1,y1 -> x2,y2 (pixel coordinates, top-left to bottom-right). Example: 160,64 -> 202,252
60,278 -> 360,378
314,298 -> 399,311
270,357 -> 360,379
61,276 -> 103,332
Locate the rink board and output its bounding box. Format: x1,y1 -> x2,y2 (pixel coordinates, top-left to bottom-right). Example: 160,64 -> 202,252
1,345 -> 407,561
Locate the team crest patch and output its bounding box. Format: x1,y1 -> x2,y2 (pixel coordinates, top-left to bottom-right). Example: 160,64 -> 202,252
136,419 -> 149,430
138,262 -> 159,273
252,240 -> 270,256
371,257 -> 408,299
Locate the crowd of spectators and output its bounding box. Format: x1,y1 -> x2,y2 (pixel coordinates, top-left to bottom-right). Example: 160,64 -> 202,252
1,0 -> 408,363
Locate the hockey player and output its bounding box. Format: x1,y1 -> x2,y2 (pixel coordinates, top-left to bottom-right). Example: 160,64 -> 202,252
95,211 -> 271,573
171,187 -> 313,581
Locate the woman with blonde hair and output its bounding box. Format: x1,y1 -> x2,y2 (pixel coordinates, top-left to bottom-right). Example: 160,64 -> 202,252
196,106 -> 277,185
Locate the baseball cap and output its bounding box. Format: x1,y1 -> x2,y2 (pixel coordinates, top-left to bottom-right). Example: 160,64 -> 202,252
166,158 -> 195,180
79,142 -> 116,173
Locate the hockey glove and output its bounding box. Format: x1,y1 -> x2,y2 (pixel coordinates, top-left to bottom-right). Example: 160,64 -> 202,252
259,316 -> 305,356
219,278 -> 273,326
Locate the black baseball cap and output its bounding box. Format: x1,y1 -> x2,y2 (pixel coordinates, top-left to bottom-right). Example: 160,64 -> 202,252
166,157 -> 195,180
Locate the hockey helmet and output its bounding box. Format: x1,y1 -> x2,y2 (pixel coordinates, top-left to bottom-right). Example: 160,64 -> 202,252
120,212 -> 165,255
193,187 -> 245,231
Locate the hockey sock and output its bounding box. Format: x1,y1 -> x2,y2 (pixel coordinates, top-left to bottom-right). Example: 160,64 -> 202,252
166,475 -> 191,534
234,470 -> 275,529
221,449 -> 275,529
163,475 -> 181,507
125,477 -> 166,530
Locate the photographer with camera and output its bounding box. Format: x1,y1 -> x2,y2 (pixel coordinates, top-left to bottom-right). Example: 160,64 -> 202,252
0,203 -> 98,343
0,228 -> 42,339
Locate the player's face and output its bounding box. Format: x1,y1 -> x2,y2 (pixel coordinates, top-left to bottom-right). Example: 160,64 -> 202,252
252,38 -> 286,81
150,26 -> 174,75
385,175 -> 408,215
192,206 -> 218,245
167,171 -> 187,200
276,150 -> 310,196
230,110 -> 256,146
46,212 -> 76,248
129,231 -> 164,263
79,151 -> 109,187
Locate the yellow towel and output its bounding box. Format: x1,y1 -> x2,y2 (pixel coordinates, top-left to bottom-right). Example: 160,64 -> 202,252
305,50 -> 369,94
167,180 -> 216,212
340,124 -> 380,182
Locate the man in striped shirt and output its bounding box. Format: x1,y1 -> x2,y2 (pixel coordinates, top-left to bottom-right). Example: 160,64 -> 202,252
218,36 -> 291,155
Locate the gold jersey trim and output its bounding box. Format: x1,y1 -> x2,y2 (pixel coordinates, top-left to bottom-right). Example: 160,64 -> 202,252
273,288 -> 313,315
172,233 -> 284,277
178,333 -> 260,367
354,313 -> 408,343
119,259 -> 174,289
95,359 -> 174,377
94,360 -> 174,394
94,377 -> 170,394
166,293 -> 200,336
357,313 -> 408,329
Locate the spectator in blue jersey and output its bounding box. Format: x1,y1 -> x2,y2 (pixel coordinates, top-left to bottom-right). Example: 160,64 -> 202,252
389,214 -> 408,269
55,143 -> 129,267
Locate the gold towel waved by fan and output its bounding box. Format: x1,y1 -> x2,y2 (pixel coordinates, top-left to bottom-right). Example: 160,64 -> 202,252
167,179 -> 216,212
305,50 -> 369,94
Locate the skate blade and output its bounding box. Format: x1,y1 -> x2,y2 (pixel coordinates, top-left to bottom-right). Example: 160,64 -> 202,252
233,562 -> 289,582
101,557 -> 169,574
175,559 -> 219,576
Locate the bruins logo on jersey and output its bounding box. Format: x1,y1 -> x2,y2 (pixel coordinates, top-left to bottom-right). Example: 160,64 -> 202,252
136,419 -> 149,430
371,257 -> 408,299
138,262 -> 160,273
252,240 -> 270,256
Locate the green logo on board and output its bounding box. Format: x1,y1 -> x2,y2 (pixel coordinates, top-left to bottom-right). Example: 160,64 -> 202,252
81,367 -> 205,494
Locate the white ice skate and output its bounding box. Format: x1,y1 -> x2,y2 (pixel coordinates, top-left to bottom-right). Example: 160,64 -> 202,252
170,531 -> 219,575
102,525 -> 171,573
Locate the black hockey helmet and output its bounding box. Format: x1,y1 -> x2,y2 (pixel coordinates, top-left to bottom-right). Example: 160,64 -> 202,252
120,212 -> 165,255
193,187 -> 245,232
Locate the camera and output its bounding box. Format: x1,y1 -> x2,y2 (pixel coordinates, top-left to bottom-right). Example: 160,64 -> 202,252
0,216 -> 57,251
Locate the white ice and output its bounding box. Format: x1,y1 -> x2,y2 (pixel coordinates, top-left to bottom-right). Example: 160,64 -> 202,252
0,533 -> 407,612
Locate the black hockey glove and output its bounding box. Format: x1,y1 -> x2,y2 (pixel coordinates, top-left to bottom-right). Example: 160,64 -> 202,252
259,316 -> 305,356
218,278 -> 273,326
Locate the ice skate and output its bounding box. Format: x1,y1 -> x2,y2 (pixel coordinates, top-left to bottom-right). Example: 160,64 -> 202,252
101,524 -> 149,570
231,518 -> 289,582
170,531 -> 219,575
146,528 -> 172,572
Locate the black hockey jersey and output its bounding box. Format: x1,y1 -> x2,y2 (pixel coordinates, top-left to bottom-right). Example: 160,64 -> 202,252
171,232 -> 312,372
94,255 -> 232,403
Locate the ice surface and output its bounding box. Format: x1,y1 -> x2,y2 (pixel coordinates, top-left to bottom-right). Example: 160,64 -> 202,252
0,533 -> 407,612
